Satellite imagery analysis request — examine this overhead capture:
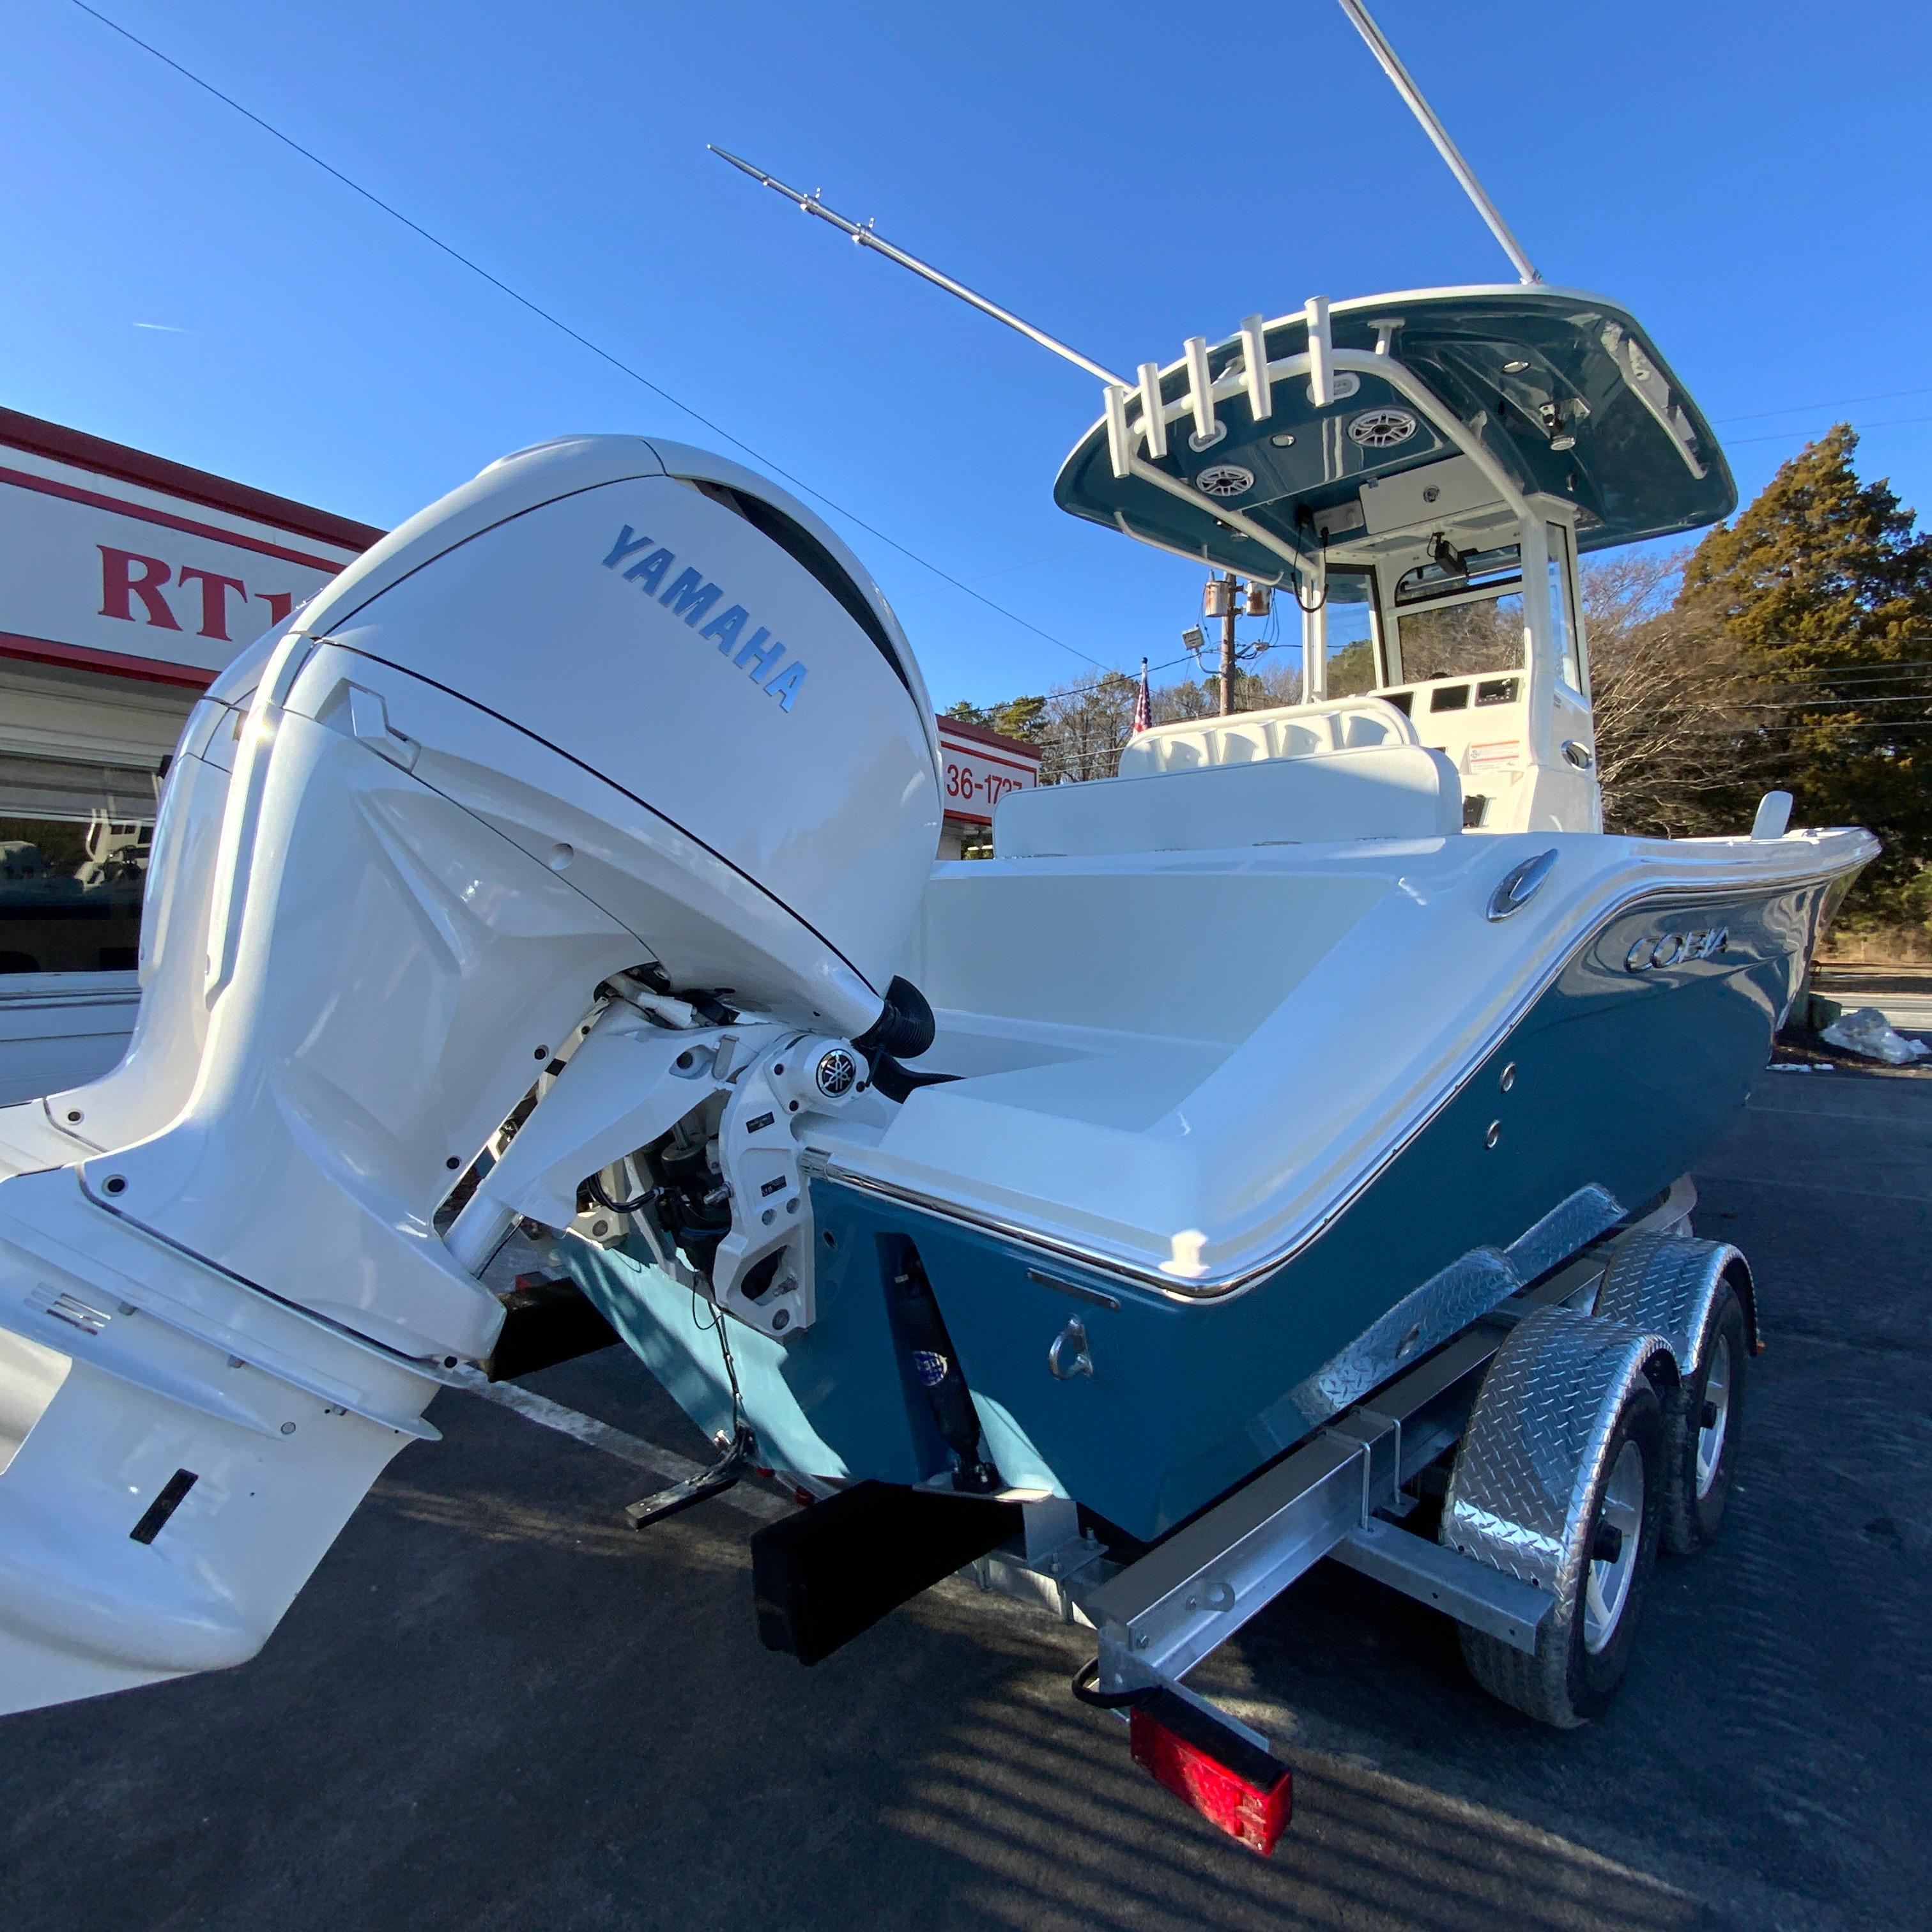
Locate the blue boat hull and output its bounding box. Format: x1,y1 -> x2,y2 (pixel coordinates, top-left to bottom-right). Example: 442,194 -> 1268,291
565,871 -> 1841,1540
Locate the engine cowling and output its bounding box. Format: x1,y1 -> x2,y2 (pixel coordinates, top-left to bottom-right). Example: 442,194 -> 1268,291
24,438 -> 940,1361
0,440 -> 942,1714
302,435 -> 942,1012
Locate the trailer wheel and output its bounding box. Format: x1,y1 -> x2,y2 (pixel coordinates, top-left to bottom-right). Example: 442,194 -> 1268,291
1662,1282 -> 1747,1555
1458,1377 -> 1665,1728
1591,1235 -> 1756,1558
1440,1305 -> 1673,1730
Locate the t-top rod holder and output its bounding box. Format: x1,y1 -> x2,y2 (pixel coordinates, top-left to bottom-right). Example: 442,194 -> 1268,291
1335,0 -> 1542,286
709,146 -> 1133,389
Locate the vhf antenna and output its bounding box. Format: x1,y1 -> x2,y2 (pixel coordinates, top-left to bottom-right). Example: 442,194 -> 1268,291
713,4 -> 1538,401
707,147 -> 1131,389
1335,0 -> 1541,284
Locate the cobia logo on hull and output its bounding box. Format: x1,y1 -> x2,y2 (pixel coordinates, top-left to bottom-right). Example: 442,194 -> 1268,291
1624,926 -> 1729,972
601,525 -> 808,711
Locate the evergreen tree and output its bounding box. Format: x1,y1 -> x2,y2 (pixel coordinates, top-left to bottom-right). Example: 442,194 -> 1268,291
1680,425 -> 1932,928
942,695 -> 1050,744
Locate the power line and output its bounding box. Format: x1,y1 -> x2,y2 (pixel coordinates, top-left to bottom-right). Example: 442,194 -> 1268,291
1732,697 -> 1932,710
1728,414 -> 1932,448
888,543 -> 1094,600
1774,659 -> 1932,675
1675,719 -> 1932,737
967,648 -> 1195,712
1048,653 -> 1932,711
1746,667 -> 1932,689
1769,679 -> 1932,694
1712,385 -> 1932,425
63,1 -> 1115,674
1724,663 -> 1932,689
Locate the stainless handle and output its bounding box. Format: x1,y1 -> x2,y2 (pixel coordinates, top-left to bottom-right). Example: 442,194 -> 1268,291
1048,1318 -> 1093,1381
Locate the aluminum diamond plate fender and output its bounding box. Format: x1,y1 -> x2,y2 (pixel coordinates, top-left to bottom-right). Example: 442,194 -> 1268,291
1504,1184 -> 1625,1286
1441,1307 -> 1675,1605
1276,1184 -> 1630,1436
1592,1233 -> 1757,1370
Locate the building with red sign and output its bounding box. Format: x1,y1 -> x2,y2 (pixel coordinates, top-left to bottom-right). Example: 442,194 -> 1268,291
933,711 -> 1041,857
0,411 -> 1038,1096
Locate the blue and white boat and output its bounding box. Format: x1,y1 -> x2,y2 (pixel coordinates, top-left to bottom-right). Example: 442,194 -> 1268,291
559,279 -> 1869,1545
0,0 -> 1876,1851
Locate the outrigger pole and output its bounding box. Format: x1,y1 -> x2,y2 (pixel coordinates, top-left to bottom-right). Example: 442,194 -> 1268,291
1335,0 -> 1542,285
707,147 -> 1131,390
710,6 -> 1542,384
709,4 -> 1542,632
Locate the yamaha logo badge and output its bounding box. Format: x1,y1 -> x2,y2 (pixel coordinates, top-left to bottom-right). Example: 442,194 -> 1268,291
815,1047 -> 859,1098
1624,927 -> 1728,972
1195,464 -> 1255,499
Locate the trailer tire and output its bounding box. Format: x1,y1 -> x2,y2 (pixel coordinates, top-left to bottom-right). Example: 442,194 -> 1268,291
1662,1282 -> 1747,1556
1591,1235 -> 1756,1558
1457,1377 -> 1666,1729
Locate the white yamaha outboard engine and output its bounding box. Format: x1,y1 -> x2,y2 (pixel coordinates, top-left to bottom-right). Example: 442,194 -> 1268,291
0,438 -> 940,1713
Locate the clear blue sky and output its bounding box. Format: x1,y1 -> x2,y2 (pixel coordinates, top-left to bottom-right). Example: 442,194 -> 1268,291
6,1 -> 1929,709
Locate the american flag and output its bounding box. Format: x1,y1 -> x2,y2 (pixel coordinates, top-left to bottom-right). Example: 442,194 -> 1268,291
1131,657 -> 1152,735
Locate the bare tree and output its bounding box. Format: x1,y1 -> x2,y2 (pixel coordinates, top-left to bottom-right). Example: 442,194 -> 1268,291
965,556 -> 1782,832
1026,654 -> 1308,785
1583,551 -> 1767,838
1033,672 -> 1134,785
1397,598 -> 1522,682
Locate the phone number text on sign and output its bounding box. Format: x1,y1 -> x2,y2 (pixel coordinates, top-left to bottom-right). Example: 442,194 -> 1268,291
937,732 -> 1038,825
944,761 -> 1027,812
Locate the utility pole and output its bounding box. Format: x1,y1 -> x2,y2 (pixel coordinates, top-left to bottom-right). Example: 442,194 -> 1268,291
1194,572 -> 1271,714
1215,570 -> 1239,716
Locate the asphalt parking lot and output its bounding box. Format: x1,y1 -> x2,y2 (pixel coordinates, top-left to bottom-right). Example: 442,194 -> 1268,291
4,1064 -> 1928,1932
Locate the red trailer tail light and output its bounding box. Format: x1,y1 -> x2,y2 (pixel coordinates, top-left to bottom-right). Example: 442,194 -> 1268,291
1129,1690 -> 1294,1855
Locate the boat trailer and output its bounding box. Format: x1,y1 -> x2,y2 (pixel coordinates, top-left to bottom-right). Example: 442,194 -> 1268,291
726,1179 -> 1752,1855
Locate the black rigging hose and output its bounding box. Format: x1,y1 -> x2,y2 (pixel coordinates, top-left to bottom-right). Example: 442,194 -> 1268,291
857,975 -> 958,1104
585,1171 -> 657,1215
